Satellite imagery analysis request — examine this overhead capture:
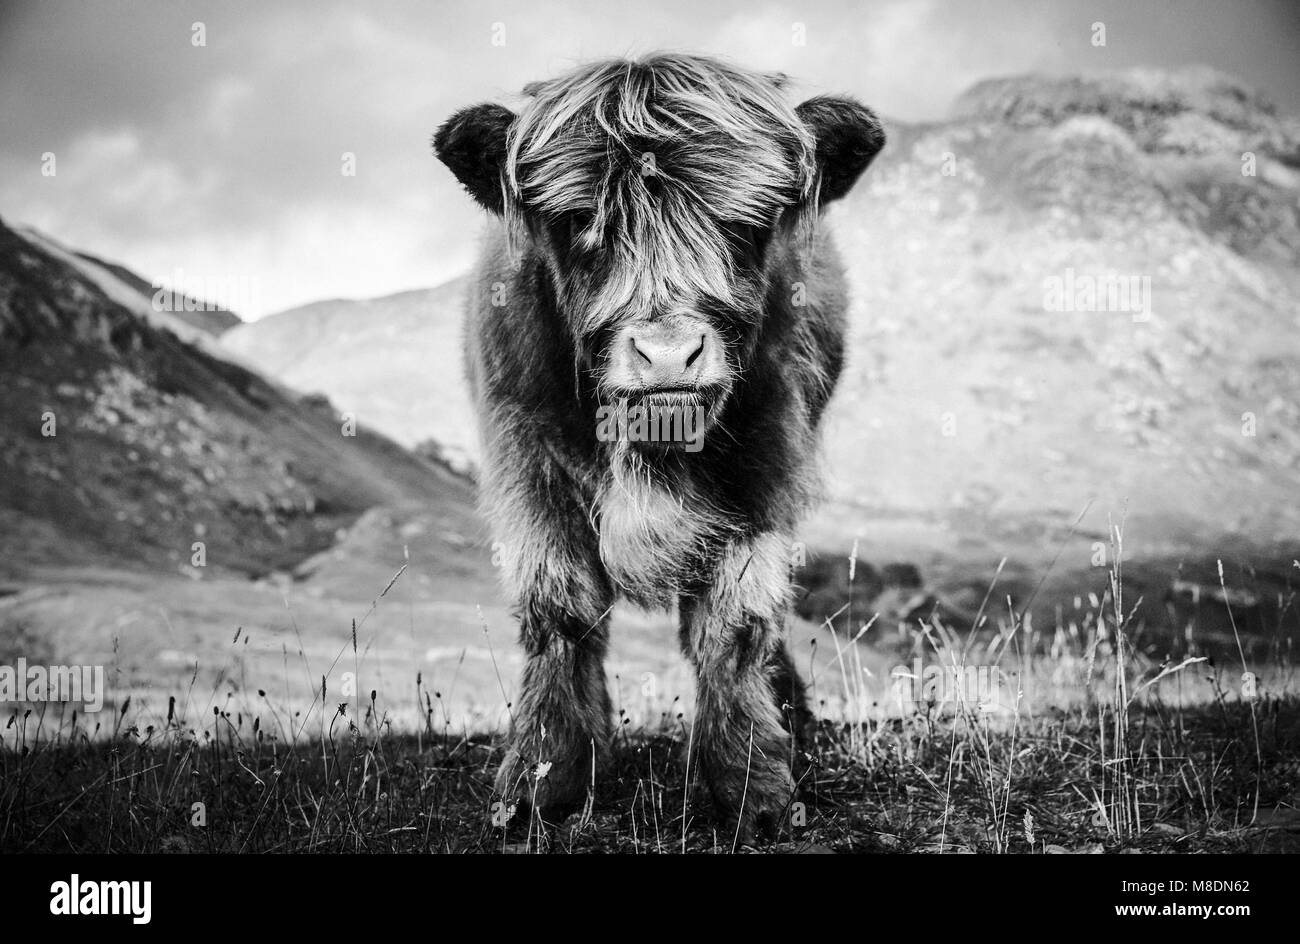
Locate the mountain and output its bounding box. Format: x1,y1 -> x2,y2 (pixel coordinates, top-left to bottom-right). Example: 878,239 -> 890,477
0,217 -> 479,580
221,281 -> 475,471
814,66 -> 1300,565
215,68 -> 1300,602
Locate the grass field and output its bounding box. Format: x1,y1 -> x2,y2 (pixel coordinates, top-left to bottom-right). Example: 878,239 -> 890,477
3,541 -> 1296,854
2,693 -> 1295,853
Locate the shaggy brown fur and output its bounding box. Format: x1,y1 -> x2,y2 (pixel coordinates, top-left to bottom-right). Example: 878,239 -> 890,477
434,53 -> 883,839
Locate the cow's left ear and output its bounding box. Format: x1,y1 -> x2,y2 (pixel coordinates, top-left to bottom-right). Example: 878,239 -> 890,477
433,103 -> 515,215
796,96 -> 885,206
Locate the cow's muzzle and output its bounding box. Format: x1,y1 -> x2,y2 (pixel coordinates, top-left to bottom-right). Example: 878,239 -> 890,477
604,314 -> 728,397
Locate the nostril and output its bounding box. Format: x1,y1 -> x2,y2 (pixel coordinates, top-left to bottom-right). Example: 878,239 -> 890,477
631,338 -> 654,367
684,334 -> 706,370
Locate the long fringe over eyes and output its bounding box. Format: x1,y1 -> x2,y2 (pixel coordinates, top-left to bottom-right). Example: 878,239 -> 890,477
501,54 -> 820,327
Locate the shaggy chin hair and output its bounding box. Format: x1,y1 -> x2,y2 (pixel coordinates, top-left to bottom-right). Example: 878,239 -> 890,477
500,53 -> 820,331
595,441 -> 734,608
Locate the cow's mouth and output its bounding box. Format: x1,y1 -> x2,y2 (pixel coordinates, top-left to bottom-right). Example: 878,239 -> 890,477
599,387 -> 722,454
635,388 -> 704,410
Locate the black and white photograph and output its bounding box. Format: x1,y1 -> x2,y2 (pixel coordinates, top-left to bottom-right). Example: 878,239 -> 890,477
1,0 -> 1297,908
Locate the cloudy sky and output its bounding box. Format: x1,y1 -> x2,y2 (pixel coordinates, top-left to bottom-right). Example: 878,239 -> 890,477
2,0 -> 1297,319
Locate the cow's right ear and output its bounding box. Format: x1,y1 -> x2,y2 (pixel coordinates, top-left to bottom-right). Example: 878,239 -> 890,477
433,103 -> 515,215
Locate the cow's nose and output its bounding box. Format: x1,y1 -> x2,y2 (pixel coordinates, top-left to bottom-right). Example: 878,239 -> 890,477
627,328 -> 708,388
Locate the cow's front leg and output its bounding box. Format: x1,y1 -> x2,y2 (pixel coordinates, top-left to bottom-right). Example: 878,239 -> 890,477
489,495 -> 614,832
495,601 -> 611,831
680,533 -> 808,841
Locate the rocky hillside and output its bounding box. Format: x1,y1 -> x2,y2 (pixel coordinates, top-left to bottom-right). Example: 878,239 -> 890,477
813,68 -> 1300,554
71,249 -> 242,337
0,217 -> 478,580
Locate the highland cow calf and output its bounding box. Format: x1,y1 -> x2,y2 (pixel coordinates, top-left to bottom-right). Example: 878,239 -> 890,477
434,53 -> 883,837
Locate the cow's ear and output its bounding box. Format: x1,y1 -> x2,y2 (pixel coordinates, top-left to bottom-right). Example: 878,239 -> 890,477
796,96 -> 885,207
433,103 -> 515,215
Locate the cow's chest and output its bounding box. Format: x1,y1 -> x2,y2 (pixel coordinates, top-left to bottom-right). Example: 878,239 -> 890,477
594,476 -> 720,609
